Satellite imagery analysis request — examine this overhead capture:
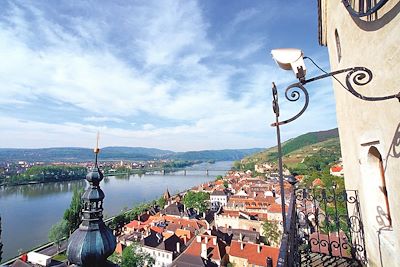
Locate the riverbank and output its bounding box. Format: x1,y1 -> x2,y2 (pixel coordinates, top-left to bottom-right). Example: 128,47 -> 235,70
1,180 -> 201,265
0,161 -> 233,262
0,160 -> 206,187
0,176 -> 84,187
1,201 -> 147,265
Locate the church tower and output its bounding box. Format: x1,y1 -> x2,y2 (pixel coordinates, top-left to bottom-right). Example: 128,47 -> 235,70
67,135 -> 116,266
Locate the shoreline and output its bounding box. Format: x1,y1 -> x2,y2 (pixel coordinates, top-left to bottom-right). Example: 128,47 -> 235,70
0,182 -> 198,265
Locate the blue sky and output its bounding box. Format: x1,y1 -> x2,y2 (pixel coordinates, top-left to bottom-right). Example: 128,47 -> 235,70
0,0 -> 337,151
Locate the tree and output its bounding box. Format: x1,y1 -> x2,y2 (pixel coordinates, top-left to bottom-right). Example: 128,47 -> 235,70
48,220 -> 68,252
110,214 -> 128,234
232,161 -> 241,170
111,243 -> 155,267
63,186 -> 84,235
156,196 -> 167,208
215,175 -> 223,181
183,191 -> 210,214
223,181 -> 229,188
262,220 -> 281,246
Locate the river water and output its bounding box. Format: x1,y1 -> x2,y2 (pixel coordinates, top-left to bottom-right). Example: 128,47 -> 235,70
0,161 -> 232,262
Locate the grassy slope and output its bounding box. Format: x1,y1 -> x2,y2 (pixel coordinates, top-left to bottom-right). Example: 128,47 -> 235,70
244,128 -> 340,166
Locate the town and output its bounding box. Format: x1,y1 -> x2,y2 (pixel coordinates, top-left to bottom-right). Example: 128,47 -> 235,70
3,156 -> 345,267
0,159 -> 202,186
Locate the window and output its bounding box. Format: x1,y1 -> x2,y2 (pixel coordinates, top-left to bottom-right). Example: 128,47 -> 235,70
335,29 -> 342,62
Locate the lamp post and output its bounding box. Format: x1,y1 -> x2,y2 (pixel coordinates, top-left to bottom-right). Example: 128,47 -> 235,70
270,48 -> 400,232
272,82 -> 287,229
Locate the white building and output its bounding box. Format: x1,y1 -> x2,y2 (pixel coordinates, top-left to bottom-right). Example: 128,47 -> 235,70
210,190 -> 228,206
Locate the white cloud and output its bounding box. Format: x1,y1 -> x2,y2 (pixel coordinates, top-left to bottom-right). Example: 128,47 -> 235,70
232,8 -> 259,26
0,1 -> 337,150
83,116 -> 124,123
142,124 -> 156,130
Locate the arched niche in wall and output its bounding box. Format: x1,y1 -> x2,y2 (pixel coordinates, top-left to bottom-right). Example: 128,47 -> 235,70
367,146 -> 392,228
334,29 -> 342,63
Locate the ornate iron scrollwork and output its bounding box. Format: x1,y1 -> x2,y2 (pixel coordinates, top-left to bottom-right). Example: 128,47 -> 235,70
271,82 -> 309,127
272,65 -> 398,129
294,188 -> 367,265
345,67 -> 400,101
301,66 -> 400,102
343,0 -> 389,17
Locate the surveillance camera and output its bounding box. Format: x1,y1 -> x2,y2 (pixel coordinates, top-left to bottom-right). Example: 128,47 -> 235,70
271,48 -> 307,80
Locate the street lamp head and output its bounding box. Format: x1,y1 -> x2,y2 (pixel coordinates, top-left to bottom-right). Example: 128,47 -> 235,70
271,48 -> 306,81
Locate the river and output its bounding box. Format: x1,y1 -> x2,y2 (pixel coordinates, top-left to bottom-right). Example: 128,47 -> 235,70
0,161 -> 232,262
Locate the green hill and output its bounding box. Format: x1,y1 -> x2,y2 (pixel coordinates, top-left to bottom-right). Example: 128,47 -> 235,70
243,128 -> 341,169
0,147 -> 263,162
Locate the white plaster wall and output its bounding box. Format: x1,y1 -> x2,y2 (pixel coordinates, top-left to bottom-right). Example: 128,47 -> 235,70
142,246 -> 173,267
321,1 -> 400,266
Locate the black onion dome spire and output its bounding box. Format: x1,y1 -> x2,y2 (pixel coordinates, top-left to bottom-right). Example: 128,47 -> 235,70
67,134 -> 116,267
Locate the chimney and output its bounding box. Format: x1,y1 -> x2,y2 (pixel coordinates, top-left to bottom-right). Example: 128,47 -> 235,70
212,237 -> 217,246
201,243 -> 207,258
197,236 -> 202,243
239,233 -> 243,241
254,192 -> 256,197
176,242 -> 181,253
205,236 -> 208,244
266,257 -> 273,267
240,241 -> 244,250
257,244 -> 261,253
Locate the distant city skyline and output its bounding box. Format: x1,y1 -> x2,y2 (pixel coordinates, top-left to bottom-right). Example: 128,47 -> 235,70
0,0 -> 337,151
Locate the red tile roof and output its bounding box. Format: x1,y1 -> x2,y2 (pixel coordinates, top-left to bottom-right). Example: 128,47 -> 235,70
150,226 -> 164,233
330,166 -> 343,172
184,235 -> 225,261
125,220 -> 141,229
229,240 -> 279,266
312,178 -> 324,187
115,243 -> 124,254
268,203 -> 286,213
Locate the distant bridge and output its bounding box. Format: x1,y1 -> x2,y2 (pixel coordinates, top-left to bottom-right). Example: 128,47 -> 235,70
149,168 -> 232,176
105,168 -> 232,176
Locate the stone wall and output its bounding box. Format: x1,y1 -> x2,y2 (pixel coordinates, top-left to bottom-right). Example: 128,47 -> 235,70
319,1 -> 400,266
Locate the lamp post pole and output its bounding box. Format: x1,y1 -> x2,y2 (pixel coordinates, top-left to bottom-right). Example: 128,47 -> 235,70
272,82 -> 287,229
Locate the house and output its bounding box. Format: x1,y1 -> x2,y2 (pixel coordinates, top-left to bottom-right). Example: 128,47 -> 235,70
214,227 -> 261,245
160,202 -> 186,217
330,165 -> 344,177
140,231 -> 185,267
228,240 -> 279,267
210,190 -> 228,206
214,210 -> 263,234
312,178 -> 324,187
171,235 -> 228,267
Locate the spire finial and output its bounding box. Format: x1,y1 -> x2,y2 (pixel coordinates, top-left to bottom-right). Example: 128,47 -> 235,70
94,131 -> 100,167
